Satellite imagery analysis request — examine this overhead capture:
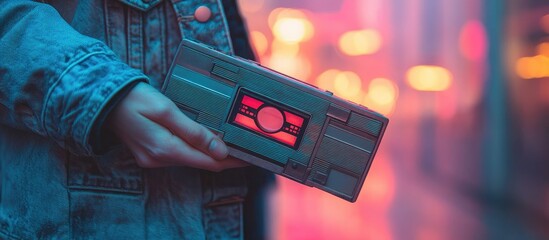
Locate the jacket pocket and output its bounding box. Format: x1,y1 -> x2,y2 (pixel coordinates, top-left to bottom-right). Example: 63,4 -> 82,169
203,197 -> 245,240
202,169 -> 249,240
67,147 -> 143,194
67,148 -> 146,238
117,0 -> 163,11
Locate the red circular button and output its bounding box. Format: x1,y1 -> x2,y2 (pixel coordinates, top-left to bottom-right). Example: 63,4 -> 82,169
194,6 -> 212,23
256,106 -> 284,133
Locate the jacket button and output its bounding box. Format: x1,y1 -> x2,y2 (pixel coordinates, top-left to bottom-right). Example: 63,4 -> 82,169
194,6 -> 212,23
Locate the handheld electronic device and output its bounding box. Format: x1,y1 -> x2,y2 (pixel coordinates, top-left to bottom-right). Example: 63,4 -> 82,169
162,40 -> 389,202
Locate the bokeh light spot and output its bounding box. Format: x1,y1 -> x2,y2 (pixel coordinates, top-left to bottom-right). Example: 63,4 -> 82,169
268,8 -> 306,28
406,65 -> 453,91
315,69 -> 341,91
459,20 -> 487,61
265,53 -> 312,81
334,71 -> 362,98
368,78 -> 398,106
339,29 -> 382,56
363,78 -> 398,116
250,31 -> 268,57
271,39 -> 300,57
269,9 -> 314,43
537,42 -> 549,57
516,55 -> 549,79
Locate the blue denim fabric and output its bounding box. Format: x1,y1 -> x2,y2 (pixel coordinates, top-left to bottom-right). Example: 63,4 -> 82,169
0,0 -> 261,239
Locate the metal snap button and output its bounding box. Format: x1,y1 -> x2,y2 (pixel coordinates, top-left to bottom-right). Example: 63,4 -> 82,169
194,6 -> 212,23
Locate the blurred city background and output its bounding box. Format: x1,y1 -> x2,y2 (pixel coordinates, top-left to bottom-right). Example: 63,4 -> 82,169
237,0 -> 549,239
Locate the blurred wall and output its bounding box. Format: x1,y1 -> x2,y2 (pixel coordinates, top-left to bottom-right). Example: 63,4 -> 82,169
238,0 -> 549,239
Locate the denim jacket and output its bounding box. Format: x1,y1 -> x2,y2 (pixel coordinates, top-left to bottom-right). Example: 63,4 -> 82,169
0,0 -> 269,239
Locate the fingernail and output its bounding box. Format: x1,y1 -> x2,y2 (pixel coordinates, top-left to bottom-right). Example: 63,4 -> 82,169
209,138 -> 228,160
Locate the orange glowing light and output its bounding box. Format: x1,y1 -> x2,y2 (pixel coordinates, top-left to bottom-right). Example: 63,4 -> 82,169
272,18 -> 314,43
315,69 -> 363,103
516,55 -> 549,79
334,71 -> 362,99
315,69 -> 341,91
269,9 -> 313,44
271,39 -> 300,56
406,65 -> 453,91
368,78 -> 398,105
268,8 -> 306,28
541,14 -> 549,33
532,55 -> 549,77
338,29 -> 382,56
250,31 -> 268,57
537,42 -> 549,57
459,20 -> 487,61
265,53 -> 311,81
363,78 -> 398,116
516,57 -> 533,79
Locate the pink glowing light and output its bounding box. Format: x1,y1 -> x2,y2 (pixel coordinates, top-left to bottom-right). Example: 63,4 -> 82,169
459,20 -> 488,61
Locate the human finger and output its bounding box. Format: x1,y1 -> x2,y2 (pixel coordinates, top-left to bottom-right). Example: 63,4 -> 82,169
144,101 -> 228,160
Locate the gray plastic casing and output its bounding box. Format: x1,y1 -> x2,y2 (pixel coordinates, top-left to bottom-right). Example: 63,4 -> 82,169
161,39 -> 389,202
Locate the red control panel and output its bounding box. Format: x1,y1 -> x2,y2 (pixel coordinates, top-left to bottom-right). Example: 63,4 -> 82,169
230,89 -> 309,149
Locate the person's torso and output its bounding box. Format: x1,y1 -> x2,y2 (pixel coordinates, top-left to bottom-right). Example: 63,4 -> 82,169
0,0 -> 253,239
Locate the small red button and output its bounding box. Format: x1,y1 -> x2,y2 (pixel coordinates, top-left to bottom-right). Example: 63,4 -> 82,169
256,106 -> 284,133
194,6 -> 212,23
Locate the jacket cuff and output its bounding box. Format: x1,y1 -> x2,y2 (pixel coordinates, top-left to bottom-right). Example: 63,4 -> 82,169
43,43 -> 149,156
89,80 -> 142,155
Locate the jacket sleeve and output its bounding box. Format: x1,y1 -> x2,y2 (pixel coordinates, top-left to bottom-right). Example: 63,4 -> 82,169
0,0 -> 149,155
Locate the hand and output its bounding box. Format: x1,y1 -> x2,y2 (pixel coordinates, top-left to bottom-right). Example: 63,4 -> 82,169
107,82 -> 248,171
